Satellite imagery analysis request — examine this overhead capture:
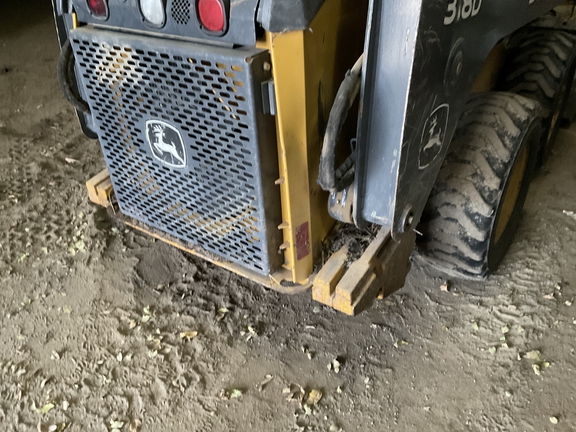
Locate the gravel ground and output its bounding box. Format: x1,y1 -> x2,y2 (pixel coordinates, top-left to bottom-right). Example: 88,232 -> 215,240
1,2 -> 576,432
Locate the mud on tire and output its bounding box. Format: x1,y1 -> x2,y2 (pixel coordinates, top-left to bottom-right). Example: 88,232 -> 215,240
417,92 -> 541,279
499,29 -> 576,163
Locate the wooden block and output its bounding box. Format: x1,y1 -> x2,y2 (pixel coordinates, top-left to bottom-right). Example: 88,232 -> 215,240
96,177 -> 113,207
312,245 -> 348,306
86,168 -> 110,206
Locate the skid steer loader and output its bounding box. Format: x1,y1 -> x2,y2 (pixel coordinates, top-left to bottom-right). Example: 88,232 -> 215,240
51,0 -> 576,315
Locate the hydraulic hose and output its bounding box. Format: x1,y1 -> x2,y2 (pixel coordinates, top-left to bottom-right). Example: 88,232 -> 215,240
57,38 -> 91,114
318,54 -> 364,193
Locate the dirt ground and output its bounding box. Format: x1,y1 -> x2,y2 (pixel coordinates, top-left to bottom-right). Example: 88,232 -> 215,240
1,2 -> 576,432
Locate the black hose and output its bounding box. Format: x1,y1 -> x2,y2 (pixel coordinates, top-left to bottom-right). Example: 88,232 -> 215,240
318,55 -> 364,193
57,38 -> 91,114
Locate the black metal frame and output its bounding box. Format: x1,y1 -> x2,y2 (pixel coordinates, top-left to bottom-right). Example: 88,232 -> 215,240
355,0 -> 568,238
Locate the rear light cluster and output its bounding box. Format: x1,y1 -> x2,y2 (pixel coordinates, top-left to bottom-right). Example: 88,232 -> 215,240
140,0 -> 166,27
86,0 -> 108,18
85,0 -> 228,35
197,0 -> 226,33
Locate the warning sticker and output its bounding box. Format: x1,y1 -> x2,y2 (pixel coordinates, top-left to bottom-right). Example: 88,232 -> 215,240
295,222 -> 310,261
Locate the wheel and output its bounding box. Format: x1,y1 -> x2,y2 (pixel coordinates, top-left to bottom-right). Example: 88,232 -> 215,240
417,92 -> 541,279
499,29 -> 576,164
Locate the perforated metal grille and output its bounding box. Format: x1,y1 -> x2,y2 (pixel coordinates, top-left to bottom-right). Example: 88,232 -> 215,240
171,0 -> 191,25
71,30 -> 278,274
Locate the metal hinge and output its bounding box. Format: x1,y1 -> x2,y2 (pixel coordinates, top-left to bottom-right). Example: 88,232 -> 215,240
261,79 -> 277,116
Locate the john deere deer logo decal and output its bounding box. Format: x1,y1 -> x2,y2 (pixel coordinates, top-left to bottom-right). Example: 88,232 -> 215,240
419,104 -> 449,169
146,120 -> 187,168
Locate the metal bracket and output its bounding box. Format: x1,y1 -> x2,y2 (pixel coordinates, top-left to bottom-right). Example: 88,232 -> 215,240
328,183 -> 355,224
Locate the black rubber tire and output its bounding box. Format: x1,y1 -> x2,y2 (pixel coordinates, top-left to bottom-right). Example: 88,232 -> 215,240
417,93 -> 541,279
57,39 -> 91,115
499,29 -> 576,164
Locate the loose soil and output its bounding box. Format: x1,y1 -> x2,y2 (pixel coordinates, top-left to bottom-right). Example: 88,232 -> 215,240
1,2 -> 576,431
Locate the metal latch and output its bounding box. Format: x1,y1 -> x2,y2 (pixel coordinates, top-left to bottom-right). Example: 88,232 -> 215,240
261,79 -> 277,116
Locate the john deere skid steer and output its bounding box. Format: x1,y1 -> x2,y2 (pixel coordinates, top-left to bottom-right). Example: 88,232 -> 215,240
51,0 -> 576,314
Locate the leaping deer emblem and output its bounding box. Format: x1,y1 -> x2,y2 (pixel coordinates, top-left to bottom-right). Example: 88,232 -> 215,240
151,124 -> 186,166
422,115 -> 443,152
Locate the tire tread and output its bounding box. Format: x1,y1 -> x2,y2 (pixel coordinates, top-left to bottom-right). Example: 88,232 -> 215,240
418,93 -> 540,278
503,30 -> 576,117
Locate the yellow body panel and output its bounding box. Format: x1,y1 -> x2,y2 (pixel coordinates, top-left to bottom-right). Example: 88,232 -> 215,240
259,0 -> 368,283
262,30 -> 313,283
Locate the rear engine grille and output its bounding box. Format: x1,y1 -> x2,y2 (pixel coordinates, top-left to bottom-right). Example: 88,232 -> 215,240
70,28 -> 281,275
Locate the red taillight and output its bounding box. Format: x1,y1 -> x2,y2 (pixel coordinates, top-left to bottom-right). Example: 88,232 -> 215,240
86,0 -> 108,18
197,0 -> 226,34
